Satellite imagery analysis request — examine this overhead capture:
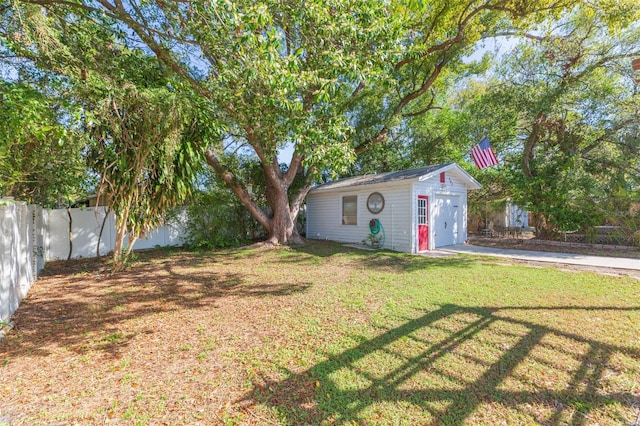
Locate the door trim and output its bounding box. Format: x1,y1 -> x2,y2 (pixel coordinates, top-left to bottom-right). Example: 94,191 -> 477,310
417,195 -> 428,251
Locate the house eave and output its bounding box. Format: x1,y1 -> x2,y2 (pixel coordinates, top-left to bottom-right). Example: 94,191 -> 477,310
309,162 -> 482,194
417,163 -> 482,190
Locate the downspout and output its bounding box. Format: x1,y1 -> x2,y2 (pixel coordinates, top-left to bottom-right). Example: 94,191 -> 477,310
411,187 -> 416,253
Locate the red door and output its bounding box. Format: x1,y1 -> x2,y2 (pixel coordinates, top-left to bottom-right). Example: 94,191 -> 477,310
418,195 -> 428,251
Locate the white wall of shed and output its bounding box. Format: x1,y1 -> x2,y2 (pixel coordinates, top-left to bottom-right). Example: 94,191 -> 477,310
306,183 -> 414,252
304,165 -> 478,253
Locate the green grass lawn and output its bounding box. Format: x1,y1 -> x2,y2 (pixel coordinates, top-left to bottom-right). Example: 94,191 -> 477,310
1,241 -> 639,425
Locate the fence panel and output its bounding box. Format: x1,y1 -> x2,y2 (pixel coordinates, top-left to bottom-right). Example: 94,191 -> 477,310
1,202 -> 185,322
73,207 -> 112,258
126,209 -> 186,250
0,203 -> 16,323
0,201 -> 41,324
45,208 -> 72,261
45,207 -> 184,261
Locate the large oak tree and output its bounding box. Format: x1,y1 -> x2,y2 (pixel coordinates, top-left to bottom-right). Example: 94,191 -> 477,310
7,0 -> 583,244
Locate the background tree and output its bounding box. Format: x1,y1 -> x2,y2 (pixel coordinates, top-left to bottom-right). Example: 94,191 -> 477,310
2,6 -> 205,267
0,80 -> 88,207
452,6 -> 640,237
6,0 -> 640,248
87,83 -> 203,268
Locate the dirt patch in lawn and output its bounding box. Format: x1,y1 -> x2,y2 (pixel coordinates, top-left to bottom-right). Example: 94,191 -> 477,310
0,248 -> 323,424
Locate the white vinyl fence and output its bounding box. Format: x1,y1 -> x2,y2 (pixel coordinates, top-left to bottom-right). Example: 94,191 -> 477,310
0,200 -> 45,323
0,199 -> 185,323
45,207 -> 185,261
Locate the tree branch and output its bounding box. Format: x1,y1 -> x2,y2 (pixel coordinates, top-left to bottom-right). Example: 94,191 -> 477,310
354,127 -> 389,155
85,0 -> 214,101
356,1 -> 505,155
25,0 -> 118,19
288,165 -> 316,218
351,80 -> 365,97
401,89 -> 440,118
491,31 -> 546,42
522,113 -> 546,178
394,1 -> 489,70
204,149 -> 271,230
580,115 -> 640,157
283,153 -> 304,186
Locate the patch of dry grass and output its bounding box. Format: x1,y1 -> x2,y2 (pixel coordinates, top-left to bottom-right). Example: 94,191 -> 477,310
1,241 -> 639,425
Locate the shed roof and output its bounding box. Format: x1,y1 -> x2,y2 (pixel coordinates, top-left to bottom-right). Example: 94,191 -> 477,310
310,162 -> 482,192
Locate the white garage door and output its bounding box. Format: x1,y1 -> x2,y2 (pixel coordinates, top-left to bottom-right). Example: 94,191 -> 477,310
434,195 -> 459,248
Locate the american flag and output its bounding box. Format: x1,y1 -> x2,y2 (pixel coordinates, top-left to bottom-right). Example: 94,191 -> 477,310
470,136 -> 499,170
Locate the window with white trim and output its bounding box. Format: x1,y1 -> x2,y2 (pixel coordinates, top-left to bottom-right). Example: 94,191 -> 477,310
342,195 -> 357,225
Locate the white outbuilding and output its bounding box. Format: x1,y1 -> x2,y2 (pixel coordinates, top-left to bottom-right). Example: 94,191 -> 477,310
306,162 -> 482,253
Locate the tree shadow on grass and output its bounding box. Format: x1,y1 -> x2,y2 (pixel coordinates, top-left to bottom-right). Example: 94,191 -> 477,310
242,304 -> 640,425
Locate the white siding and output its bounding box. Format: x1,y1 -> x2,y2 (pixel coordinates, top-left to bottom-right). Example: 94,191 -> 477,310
307,183 -> 414,252
506,202 -> 529,228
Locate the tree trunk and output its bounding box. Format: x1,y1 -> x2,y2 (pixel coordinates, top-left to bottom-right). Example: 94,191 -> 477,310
264,181 -> 305,245
113,217 -> 127,267
96,207 -> 110,258
112,202 -> 132,270
204,148 -> 310,246
124,236 -> 138,259
531,212 -> 556,239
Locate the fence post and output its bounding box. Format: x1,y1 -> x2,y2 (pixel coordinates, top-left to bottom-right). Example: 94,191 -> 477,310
1,203 -> 10,323
0,200 -> 17,323
33,206 -> 45,276
18,202 -> 32,300
28,205 -> 36,279
43,208 -> 50,263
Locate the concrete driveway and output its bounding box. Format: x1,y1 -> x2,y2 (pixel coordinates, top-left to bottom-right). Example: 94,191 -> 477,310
441,244 -> 640,271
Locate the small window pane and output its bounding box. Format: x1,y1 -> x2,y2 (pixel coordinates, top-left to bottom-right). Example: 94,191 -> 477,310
418,198 -> 427,225
342,196 -> 357,225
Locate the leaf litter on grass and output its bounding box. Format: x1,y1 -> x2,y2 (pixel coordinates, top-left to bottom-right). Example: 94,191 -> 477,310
0,242 -> 638,425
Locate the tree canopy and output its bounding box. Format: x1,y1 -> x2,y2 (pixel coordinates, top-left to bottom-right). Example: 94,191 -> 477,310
6,0 -> 586,244
2,0 -> 639,246
0,78 -> 88,207
459,6 -> 640,236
